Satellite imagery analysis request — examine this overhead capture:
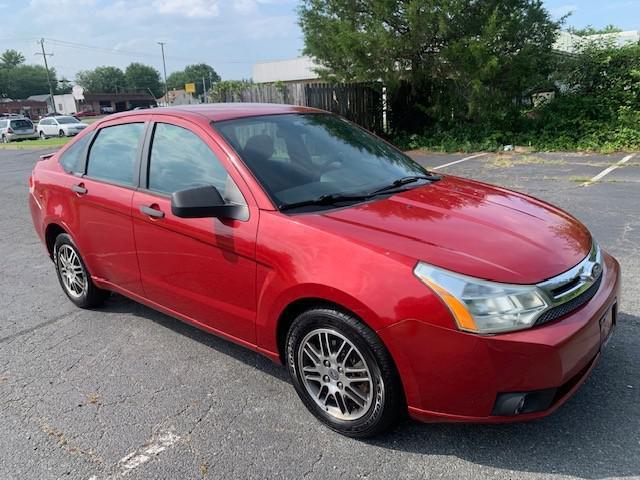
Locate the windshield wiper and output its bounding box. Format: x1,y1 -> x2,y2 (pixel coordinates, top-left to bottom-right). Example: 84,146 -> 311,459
368,174 -> 442,196
279,193 -> 371,211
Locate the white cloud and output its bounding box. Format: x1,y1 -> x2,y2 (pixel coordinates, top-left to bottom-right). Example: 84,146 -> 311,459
153,0 -> 219,18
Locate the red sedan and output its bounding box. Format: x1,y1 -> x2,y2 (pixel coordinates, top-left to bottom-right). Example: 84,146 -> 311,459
28,104 -> 620,437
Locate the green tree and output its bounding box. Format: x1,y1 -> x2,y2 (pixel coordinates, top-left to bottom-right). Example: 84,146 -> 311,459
167,63 -> 220,96
567,24 -> 622,37
299,0 -> 561,130
75,66 -> 126,93
125,63 -> 163,97
1,49 -> 26,68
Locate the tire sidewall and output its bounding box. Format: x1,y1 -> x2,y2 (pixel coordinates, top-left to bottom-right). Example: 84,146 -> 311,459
286,310 -> 389,436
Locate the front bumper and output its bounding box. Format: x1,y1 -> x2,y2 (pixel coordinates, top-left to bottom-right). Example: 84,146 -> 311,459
379,251 -> 621,423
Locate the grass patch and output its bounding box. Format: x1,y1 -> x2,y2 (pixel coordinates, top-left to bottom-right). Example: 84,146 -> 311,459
0,137 -> 70,150
570,176 -> 592,183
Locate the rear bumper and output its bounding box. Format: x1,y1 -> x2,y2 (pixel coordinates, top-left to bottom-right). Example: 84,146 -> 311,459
6,133 -> 38,141
379,251 -> 621,423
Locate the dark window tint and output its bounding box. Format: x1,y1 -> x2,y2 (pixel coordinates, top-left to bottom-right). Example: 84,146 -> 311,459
148,123 -> 244,203
59,134 -> 91,173
10,119 -> 33,129
87,123 -> 144,186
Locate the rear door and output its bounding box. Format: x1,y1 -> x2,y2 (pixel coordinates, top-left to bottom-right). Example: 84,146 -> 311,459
131,116 -> 259,343
69,117 -> 150,295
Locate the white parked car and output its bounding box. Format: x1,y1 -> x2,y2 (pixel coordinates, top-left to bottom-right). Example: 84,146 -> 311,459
37,116 -> 88,138
0,117 -> 38,143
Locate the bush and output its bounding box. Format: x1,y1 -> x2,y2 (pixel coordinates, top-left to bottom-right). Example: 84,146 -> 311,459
394,41 -> 640,152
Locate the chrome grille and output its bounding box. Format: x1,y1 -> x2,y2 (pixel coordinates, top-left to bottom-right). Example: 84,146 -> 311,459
534,242 -> 603,326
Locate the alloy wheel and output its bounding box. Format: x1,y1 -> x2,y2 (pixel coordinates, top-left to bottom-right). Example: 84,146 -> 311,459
297,328 -> 377,421
57,244 -> 87,298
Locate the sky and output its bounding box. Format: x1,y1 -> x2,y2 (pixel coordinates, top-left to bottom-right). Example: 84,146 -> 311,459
0,0 -> 639,83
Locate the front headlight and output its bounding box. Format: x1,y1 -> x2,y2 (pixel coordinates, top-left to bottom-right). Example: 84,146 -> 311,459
414,262 -> 549,334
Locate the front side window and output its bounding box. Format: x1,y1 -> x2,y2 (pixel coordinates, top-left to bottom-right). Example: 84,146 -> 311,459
147,123 -> 244,204
214,113 -> 428,209
56,116 -> 78,125
59,134 -> 91,174
86,123 -> 144,186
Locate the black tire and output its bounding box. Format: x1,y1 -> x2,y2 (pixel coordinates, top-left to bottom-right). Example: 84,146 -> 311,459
1,135 -> 7,144
286,308 -> 403,438
58,129 -> 65,137
39,131 -> 46,140
53,233 -> 109,308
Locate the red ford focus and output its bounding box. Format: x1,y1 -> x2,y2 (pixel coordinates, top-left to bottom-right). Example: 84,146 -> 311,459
29,104 -> 620,437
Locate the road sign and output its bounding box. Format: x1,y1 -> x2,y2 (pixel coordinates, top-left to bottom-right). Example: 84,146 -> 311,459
185,83 -> 196,93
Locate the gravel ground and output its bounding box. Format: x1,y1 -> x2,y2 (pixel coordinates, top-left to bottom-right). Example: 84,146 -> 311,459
1,148 -> 638,480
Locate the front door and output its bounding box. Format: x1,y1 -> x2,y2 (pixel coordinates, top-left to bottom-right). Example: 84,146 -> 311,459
132,118 -> 258,344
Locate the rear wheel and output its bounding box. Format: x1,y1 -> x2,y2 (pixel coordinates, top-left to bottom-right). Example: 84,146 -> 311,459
1,135 -> 7,144
39,131 -> 46,140
54,234 -> 108,308
58,129 -> 65,137
286,308 -> 403,438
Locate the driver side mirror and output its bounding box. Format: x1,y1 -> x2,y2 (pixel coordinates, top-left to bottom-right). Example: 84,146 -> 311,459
171,185 -> 246,220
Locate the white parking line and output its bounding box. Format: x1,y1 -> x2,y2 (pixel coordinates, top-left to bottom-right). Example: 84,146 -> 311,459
581,153 -> 636,186
432,153 -> 488,170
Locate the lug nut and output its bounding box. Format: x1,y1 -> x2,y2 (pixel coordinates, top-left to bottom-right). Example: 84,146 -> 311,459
338,367 -> 343,373
323,375 -> 330,382
324,360 -> 330,367
337,382 -> 343,389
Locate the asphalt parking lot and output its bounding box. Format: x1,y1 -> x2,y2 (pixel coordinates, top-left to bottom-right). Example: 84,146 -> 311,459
1,148 -> 639,480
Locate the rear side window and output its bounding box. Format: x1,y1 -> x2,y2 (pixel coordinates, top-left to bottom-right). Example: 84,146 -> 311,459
147,123 -> 241,202
59,134 -> 91,174
87,123 -> 144,186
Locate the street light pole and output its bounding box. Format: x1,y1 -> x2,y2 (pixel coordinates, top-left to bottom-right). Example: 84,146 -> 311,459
35,38 -> 56,113
158,42 -> 168,106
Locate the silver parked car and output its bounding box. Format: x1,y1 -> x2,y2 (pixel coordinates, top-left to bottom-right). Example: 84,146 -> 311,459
37,116 -> 88,138
0,117 -> 38,143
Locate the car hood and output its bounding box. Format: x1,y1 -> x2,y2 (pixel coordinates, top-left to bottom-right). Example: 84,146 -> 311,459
298,176 -> 592,284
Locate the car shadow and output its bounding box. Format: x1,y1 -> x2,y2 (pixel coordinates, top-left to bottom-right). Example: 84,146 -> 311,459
98,293 -> 289,383
99,294 -> 639,479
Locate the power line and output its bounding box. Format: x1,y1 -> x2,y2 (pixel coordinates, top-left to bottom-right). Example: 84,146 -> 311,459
43,37 -> 262,64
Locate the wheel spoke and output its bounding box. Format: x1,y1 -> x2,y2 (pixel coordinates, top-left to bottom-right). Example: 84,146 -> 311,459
297,327 -> 378,421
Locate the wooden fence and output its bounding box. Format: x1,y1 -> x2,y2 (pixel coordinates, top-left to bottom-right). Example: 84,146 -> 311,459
214,82 -> 384,133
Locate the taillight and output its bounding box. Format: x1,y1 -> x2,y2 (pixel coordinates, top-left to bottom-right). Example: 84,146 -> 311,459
28,175 -> 33,188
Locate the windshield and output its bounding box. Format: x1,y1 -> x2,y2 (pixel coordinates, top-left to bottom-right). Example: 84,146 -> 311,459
10,119 -> 33,129
56,116 -> 79,124
214,113 -> 429,209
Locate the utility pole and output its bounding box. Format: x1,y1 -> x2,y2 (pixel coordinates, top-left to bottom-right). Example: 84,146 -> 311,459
158,42 -> 168,106
202,76 -> 207,103
35,38 -> 55,113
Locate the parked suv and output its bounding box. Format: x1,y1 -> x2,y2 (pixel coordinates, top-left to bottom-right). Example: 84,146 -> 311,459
0,117 -> 37,143
37,115 -> 87,138
28,105 -> 620,437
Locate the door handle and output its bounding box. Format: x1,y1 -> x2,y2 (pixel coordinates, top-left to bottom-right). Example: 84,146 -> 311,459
71,183 -> 87,195
140,205 -> 165,219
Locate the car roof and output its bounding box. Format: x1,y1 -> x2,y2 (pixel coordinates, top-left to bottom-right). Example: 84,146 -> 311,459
105,103 -> 326,123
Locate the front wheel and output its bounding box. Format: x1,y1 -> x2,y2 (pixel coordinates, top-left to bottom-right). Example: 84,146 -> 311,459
286,308 -> 403,438
39,131 -> 46,140
58,129 -> 65,137
54,234 -> 109,308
